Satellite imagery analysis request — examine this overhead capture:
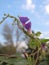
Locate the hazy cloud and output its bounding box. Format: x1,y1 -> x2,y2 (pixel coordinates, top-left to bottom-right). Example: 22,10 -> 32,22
22,0 -> 35,12
40,31 -> 49,38
45,4 -> 49,14
45,21 -> 49,26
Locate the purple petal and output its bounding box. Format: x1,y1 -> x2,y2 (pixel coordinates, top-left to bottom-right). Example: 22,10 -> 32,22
19,17 -> 29,24
19,16 -> 31,30
41,43 -> 45,49
25,22 -> 31,30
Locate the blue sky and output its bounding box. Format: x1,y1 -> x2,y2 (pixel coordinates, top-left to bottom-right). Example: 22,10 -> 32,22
0,0 -> 49,43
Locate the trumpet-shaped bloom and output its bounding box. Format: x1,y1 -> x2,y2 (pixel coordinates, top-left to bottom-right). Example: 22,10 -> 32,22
19,16 -> 31,31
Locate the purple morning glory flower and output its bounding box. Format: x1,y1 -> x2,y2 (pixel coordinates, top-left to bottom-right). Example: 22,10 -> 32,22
19,16 -> 31,30
41,43 -> 46,50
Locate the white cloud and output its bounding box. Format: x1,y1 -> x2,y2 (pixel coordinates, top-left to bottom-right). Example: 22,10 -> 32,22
45,21 -> 49,26
45,4 -> 49,14
22,0 -> 35,12
39,31 -> 49,39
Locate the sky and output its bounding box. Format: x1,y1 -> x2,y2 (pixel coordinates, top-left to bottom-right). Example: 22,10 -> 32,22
0,0 -> 49,43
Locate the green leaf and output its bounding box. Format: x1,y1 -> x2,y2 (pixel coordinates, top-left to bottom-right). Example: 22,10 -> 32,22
28,38 -> 41,49
40,39 -> 49,43
35,32 -> 41,37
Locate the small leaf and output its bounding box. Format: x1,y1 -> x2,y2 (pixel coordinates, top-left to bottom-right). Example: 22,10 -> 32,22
35,31 -> 41,37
